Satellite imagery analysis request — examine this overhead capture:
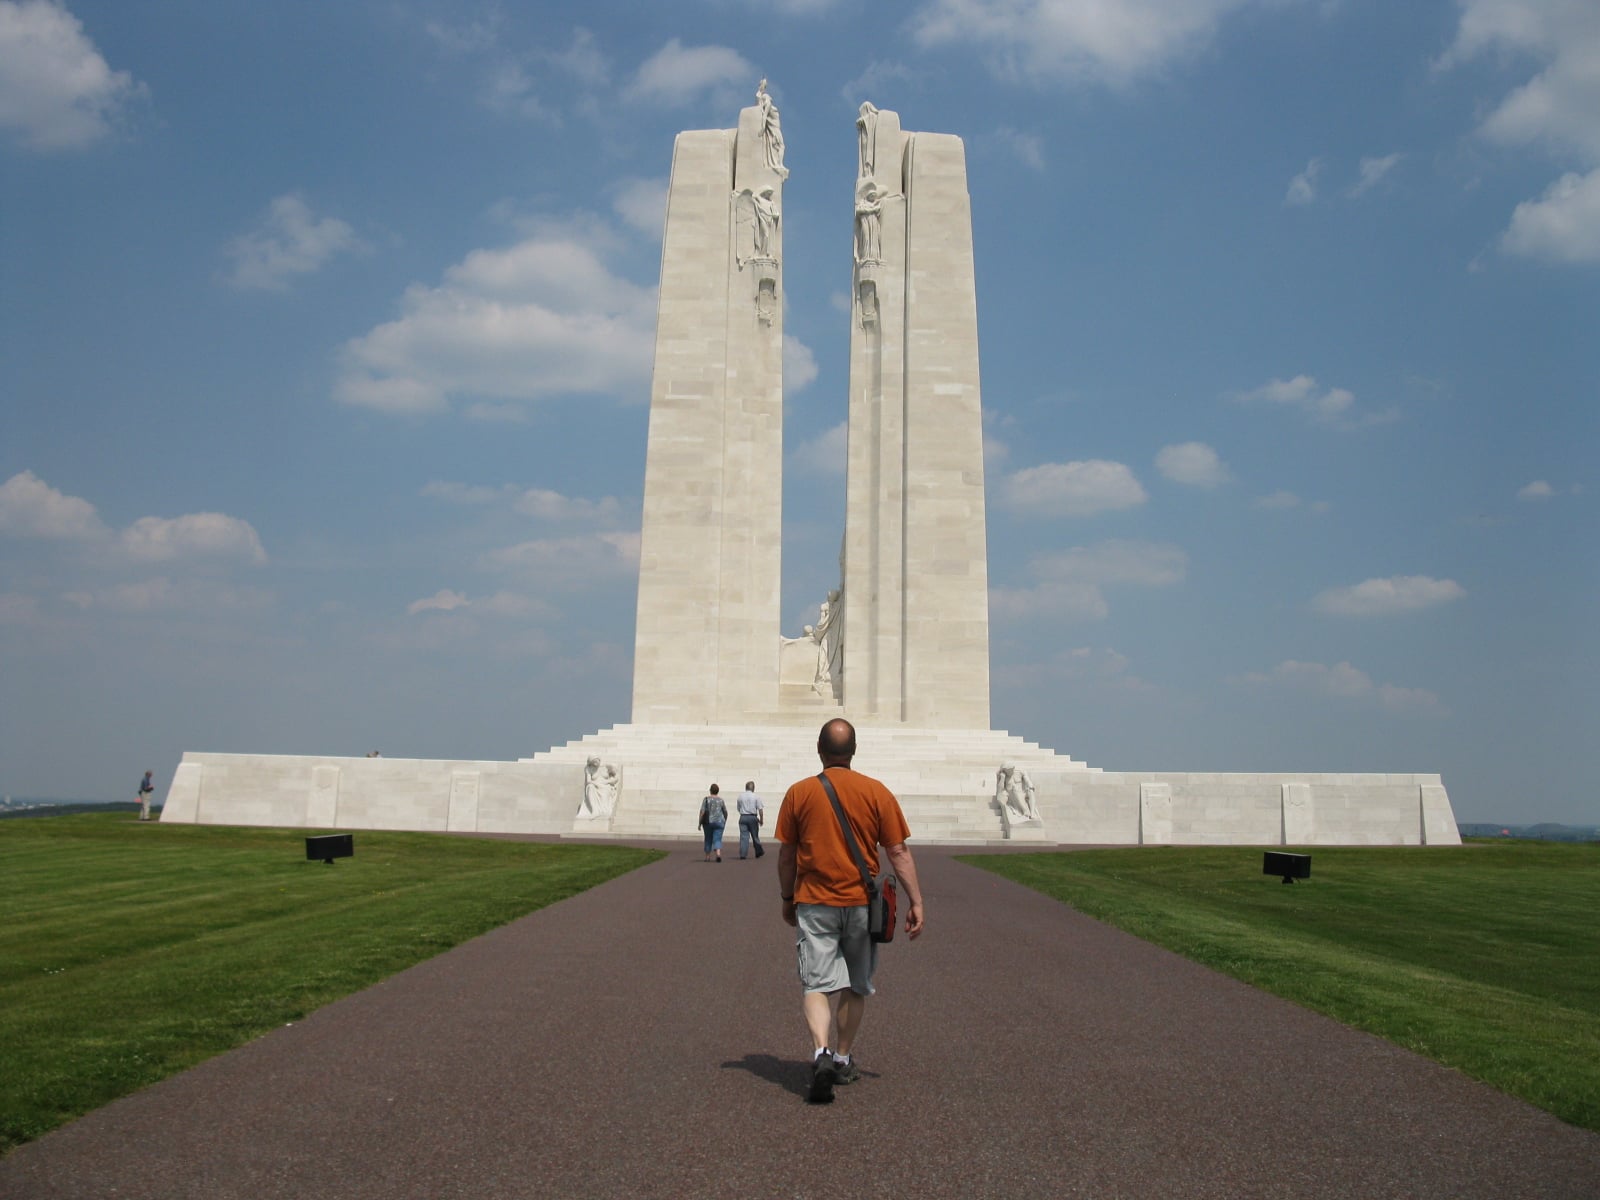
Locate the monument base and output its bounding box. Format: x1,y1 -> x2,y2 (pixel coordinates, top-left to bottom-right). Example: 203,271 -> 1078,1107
161,722 -> 1458,846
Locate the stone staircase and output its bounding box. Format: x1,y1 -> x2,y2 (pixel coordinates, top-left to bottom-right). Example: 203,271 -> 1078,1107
524,720 -> 1098,843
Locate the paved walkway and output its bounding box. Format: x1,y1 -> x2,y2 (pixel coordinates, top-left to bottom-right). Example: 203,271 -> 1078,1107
3,842 -> 1598,1199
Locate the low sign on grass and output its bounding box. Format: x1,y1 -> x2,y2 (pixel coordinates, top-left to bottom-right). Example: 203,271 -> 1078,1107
0,814 -> 662,1154
961,842 -> 1600,1131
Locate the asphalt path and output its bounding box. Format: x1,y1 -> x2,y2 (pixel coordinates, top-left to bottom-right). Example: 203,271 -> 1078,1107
3,841 -> 1598,1199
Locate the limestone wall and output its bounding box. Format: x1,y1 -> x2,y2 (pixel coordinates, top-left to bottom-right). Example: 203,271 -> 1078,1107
160,753 -> 577,835
1029,770 -> 1460,846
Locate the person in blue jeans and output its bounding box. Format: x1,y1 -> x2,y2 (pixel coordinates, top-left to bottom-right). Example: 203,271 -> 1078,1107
699,784 -> 727,862
736,780 -> 765,859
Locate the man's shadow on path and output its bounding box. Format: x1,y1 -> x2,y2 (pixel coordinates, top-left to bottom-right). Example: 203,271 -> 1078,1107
720,1054 -> 877,1099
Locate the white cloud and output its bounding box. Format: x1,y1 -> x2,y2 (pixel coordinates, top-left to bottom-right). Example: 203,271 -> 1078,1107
1155,442 -> 1230,487
784,335 -> 818,392
611,177 -> 668,238
990,580 -> 1107,622
120,513 -> 267,564
1517,480 -> 1555,501
1499,169 -> 1600,264
489,531 -> 640,587
225,193 -> 362,291
1349,153 -> 1402,198
1285,157 -> 1321,205
408,589 -> 470,615
1238,660 -> 1445,716
992,540 -> 1183,621
1031,539 -> 1187,587
1232,374 -> 1395,429
791,421 -> 847,476
67,576 -> 272,615
1312,575 -> 1465,617
0,0 -> 146,150
996,459 -> 1147,517
1441,2 -> 1600,265
0,470 -> 107,539
624,39 -> 752,107
512,488 -> 621,522
337,226 -> 657,415
1443,1 -> 1600,161
911,0 -> 1276,87
841,59 -> 915,104
996,126 -> 1046,170
1254,490 -> 1300,509
422,481 -> 622,522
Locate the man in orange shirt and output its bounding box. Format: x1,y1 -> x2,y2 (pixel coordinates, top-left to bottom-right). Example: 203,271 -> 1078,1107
776,718 -> 925,1104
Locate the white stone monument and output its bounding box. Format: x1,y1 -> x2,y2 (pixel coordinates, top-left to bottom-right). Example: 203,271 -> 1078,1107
159,89 -> 1460,848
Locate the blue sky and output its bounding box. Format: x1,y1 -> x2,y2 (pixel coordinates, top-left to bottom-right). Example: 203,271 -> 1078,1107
2,0 -> 1595,825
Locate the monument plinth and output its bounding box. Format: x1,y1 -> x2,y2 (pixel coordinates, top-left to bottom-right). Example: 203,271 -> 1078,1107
161,88 -> 1459,847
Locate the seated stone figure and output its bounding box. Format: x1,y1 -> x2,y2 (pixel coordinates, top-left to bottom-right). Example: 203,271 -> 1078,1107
580,755 -> 622,820
995,762 -> 1039,823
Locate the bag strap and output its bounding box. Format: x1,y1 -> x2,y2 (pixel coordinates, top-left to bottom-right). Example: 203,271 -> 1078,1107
817,771 -> 877,902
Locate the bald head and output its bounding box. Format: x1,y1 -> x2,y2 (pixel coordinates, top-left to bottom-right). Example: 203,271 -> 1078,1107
817,718 -> 857,766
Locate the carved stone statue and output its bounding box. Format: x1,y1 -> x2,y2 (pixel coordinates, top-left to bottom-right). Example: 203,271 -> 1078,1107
995,762 -> 1039,822
811,588 -> 842,696
736,185 -> 780,265
755,79 -> 789,180
580,754 -> 622,820
856,101 -> 879,179
854,177 -> 883,265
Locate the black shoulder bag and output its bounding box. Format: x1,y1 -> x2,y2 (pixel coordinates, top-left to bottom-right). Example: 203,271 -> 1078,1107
817,772 -> 898,943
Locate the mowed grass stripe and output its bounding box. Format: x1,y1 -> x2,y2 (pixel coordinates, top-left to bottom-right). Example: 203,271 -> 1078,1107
1,815 -> 662,1154
961,843 -> 1600,1131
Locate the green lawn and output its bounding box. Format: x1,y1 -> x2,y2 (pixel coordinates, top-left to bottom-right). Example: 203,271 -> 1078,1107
961,841 -> 1600,1131
0,814 -> 662,1154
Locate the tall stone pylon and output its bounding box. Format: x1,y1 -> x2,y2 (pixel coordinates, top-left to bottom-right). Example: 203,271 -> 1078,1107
842,105 -> 992,728
631,83 -> 788,723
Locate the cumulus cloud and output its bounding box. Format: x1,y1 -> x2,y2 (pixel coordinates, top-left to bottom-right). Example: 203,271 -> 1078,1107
1285,158 -> 1321,205
991,539 -> 1184,621
784,335 -> 818,392
791,421 -> 847,476
1349,153 -> 1402,198
624,39 -> 751,107
0,0 -> 146,150
611,177 -> 668,238
911,0 -> 1275,87
1231,374 -> 1395,430
512,488 -> 621,522
996,459 -> 1147,517
66,576 -> 272,615
489,531 -> 640,587
224,193 -> 362,291
1440,2 -> 1600,264
1517,480 -> 1555,501
421,480 -> 622,522
1499,170 -> 1600,264
1237,659 -> 1445,716
0,470 -> 107,539
337,225 -> 656,415
1312,575 -> 1465,617
408,589 -> 470,615
841,59 -> 914,103
1155,442 -> 1230,487
996,126 -> 1045,170
119,513 -> 267,564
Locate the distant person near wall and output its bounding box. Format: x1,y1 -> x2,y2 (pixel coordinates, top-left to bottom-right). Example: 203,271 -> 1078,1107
137,771 -> 155,821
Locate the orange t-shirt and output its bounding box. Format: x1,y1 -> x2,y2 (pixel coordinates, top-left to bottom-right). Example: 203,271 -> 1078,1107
775,767 -> 912,907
